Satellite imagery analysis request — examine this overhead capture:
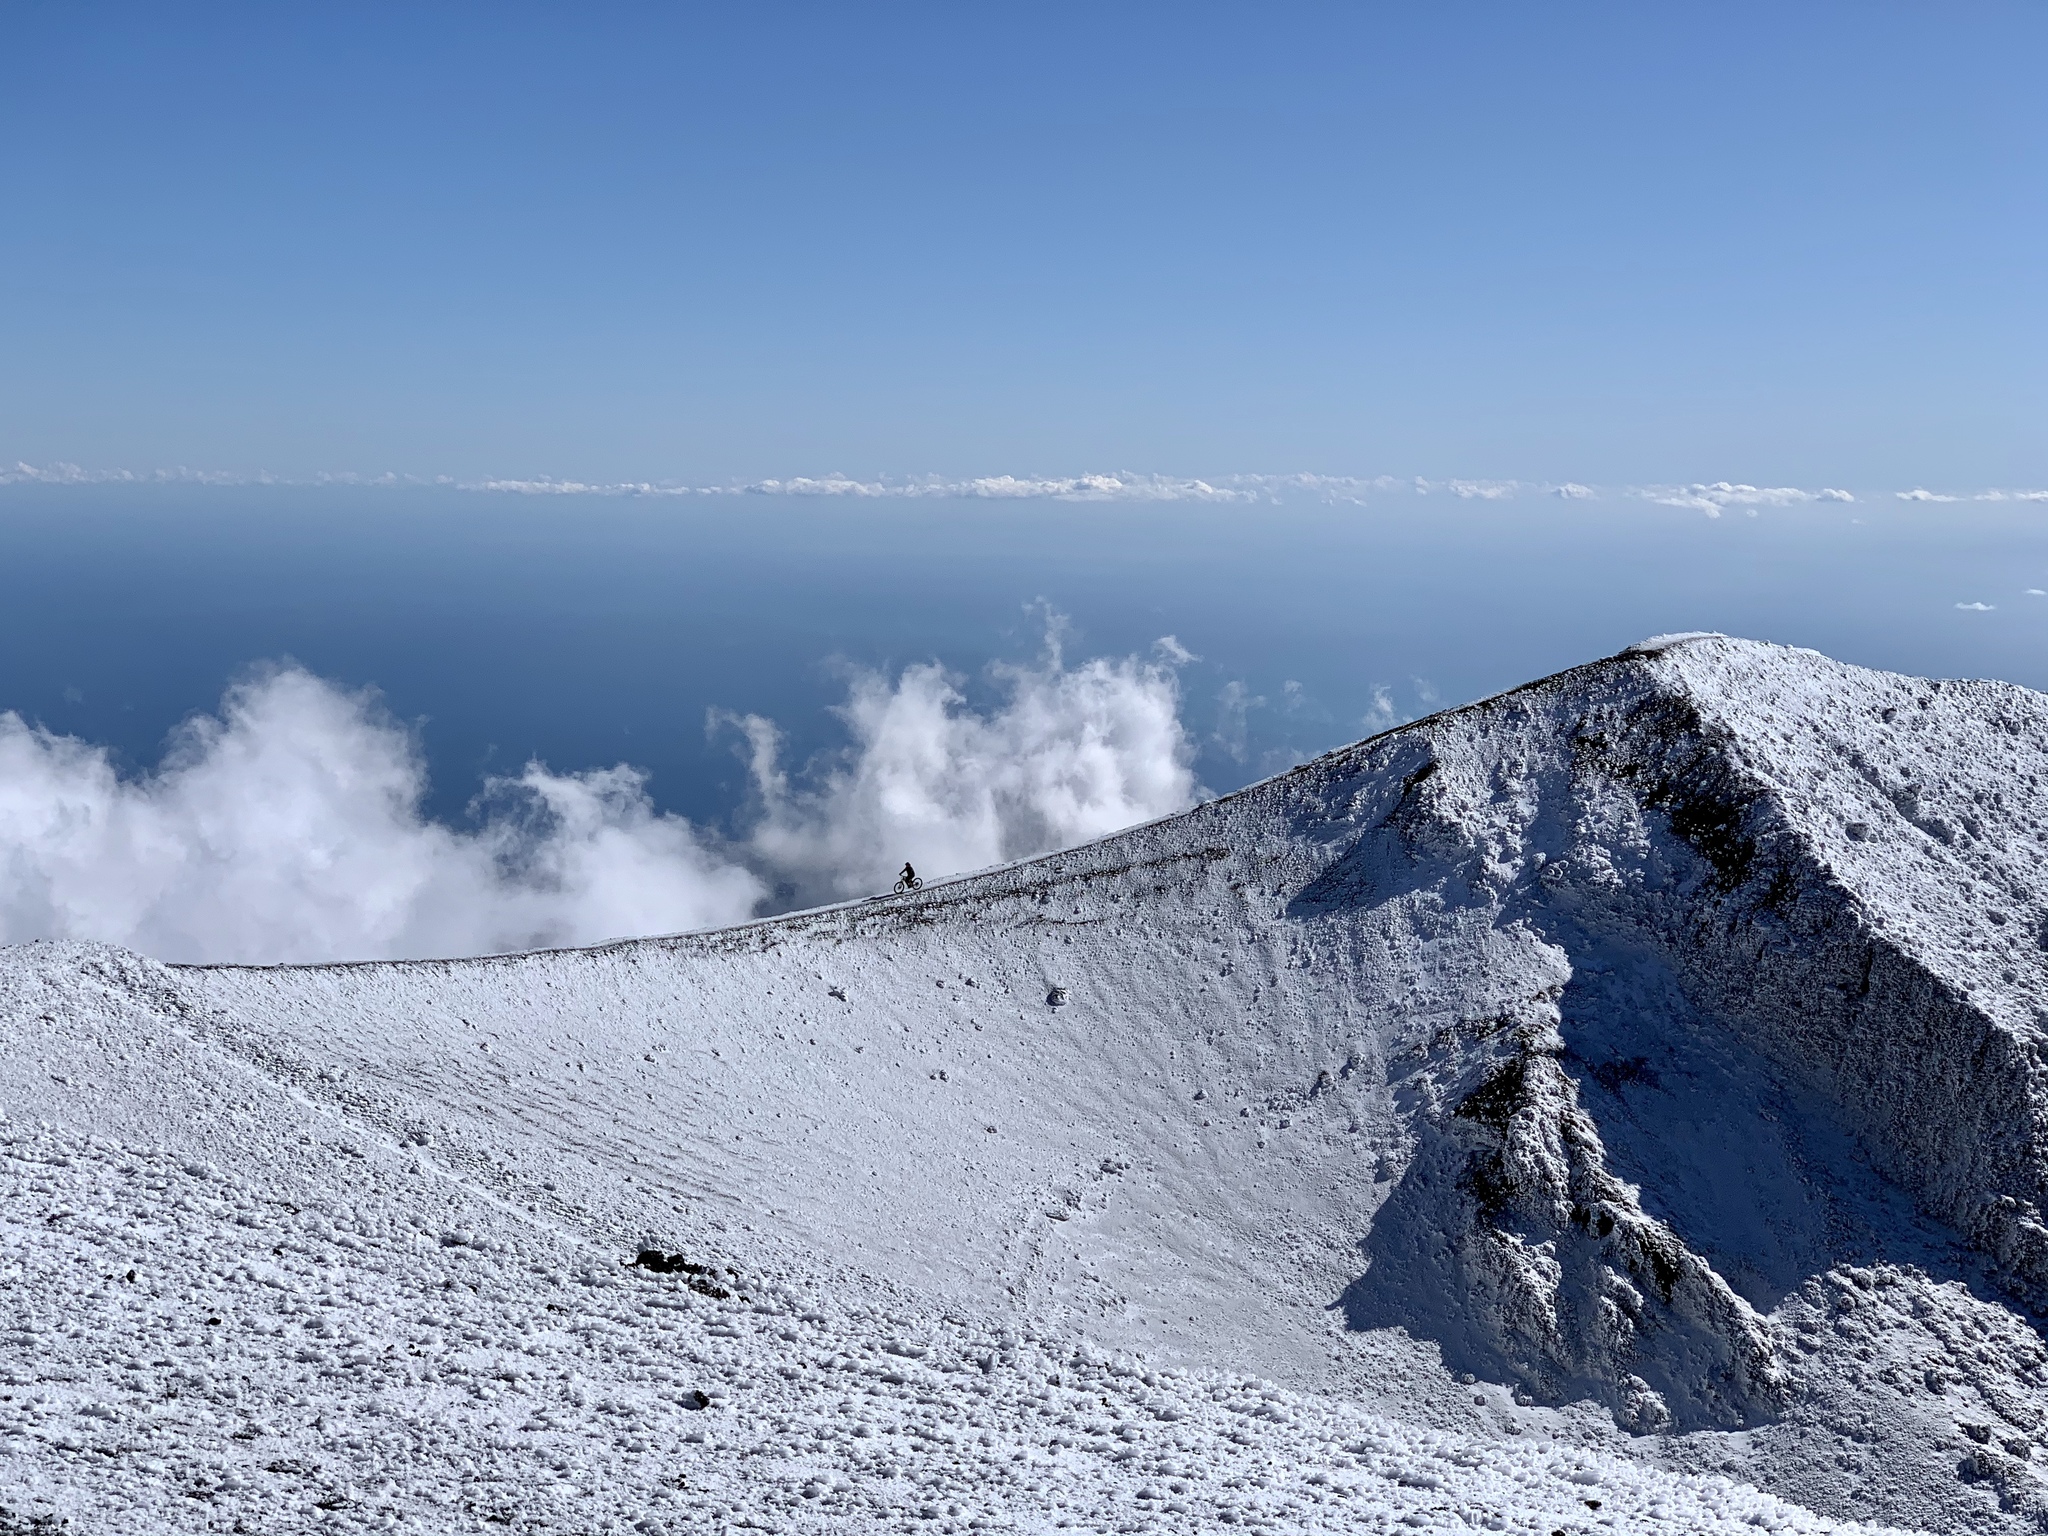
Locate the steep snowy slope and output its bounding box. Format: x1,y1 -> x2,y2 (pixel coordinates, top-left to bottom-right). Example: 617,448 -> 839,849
6,635 -> 2048,1534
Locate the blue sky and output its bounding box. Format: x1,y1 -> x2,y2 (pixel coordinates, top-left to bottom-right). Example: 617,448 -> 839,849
7,2 -> 2047,489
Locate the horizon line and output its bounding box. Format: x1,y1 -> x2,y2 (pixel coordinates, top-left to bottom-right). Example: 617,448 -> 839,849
6,460 -> 2046,512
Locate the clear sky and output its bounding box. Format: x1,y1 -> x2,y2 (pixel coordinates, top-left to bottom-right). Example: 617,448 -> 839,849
7,2 -> 2046,490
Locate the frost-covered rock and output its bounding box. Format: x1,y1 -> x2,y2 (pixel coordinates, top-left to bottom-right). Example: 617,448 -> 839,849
1364,1005 -> 1788,1433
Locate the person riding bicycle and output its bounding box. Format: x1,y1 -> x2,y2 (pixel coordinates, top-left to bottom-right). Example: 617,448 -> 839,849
898,862 -> 918,889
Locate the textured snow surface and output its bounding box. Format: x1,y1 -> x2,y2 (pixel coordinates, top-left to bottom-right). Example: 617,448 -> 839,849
7,636 -> 2048,1533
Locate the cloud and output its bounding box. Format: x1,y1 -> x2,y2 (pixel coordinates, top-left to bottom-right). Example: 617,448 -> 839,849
469,473 -> 1260,504
1,462 -> 464,490
1,461 -> 113,485
0,461 -> 285,488
1956,601 -> 1995,611
1639,483 -> 1845,518
2027,589 -> 2045,596
1,463 -> 1619,507
463,477 -> 692,497
0,634 -> 1201,963
1976,490 -> 2048,503
728,634 -> 1198,911
1361,685 -> 1402,735
1897,489 -> 1961,503
949,474 -> 1247,503
0,668 -> 764,965
1211,680 -> 1265,764
316,471 -> 456,488
1220,473 -> 1384,503
1411,478 -> 1521,500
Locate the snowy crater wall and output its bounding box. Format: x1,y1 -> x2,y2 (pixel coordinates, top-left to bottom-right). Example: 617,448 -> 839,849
1247,636 -> 2048,1434
12,635 -> 2048,1534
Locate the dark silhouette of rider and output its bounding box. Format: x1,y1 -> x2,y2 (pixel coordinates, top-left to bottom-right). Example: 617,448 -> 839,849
899,862 -> 917,887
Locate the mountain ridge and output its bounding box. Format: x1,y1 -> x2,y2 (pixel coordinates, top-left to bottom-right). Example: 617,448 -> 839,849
8,634 -> 2048,1532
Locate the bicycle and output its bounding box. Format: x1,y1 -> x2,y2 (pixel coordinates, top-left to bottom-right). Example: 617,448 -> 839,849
893,864 -> 923,894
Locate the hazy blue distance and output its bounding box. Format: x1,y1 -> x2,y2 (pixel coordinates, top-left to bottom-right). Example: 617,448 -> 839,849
4,3 -> 2046,489
4,486 -> 2046,830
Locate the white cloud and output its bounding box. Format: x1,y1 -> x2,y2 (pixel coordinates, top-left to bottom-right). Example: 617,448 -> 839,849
1361,685 -> 1401,735
0,635 -> 1201,963
1639,483 -> 1838,518
1220,473 -> 1382,503
953,474 -> 1245,503
735,475 -> 890,498
2,462 -> 467,490
722,472 -> 1254,503
0,461 -> 283,488
1410,478 -> 1521,500
463,472 -> 1259,504
1977,490 -> 2048,503
18,463 -> 1929,515
1897,489 -> 1961,503
0,669 -> 763,965
2027,589 -> 2045,596
1212,680 -> 1264,764
466,477 -> 694,497
1956,601 -> 1995,611
316,471 -> 455,488
0,465 -> 1579,506
1,464 -> 1263,503
0,463 -> 1793,511
1,461 -> 110,485
729,635 -> 1198,910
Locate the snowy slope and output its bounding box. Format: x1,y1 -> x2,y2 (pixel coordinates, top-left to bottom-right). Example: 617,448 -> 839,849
6,635 -> 2048,1534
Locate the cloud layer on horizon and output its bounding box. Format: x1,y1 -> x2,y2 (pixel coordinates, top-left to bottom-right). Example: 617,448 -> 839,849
15,461 -> 2048,516
1639,482 -> 1857,517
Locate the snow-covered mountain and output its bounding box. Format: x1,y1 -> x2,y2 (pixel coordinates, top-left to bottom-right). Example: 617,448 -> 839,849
7,634 -> 2048,1534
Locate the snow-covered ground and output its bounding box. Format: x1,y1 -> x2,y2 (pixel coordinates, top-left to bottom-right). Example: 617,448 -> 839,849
6,635 -> 2048,1533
